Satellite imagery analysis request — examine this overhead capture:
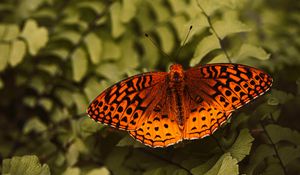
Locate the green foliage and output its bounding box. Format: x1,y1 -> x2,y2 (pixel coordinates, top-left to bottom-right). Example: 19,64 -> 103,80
0,0 -> 299,175
2,155 -> 50,175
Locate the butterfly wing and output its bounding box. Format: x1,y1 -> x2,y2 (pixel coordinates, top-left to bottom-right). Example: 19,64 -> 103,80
185,63 -> 273,111
87,72 -> 168,131
184,103 -> 232,140
128,82 -> 183,147
183,63 -> 273,139
129,111 -> 182,148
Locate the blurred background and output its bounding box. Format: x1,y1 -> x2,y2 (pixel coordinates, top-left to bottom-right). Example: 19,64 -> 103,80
0,0 -> 300,175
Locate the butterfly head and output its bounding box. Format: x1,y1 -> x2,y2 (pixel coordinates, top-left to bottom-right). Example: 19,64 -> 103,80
169,64 -> 184,82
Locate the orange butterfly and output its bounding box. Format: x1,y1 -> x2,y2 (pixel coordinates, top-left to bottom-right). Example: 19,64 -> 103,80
87,63 -> 273,148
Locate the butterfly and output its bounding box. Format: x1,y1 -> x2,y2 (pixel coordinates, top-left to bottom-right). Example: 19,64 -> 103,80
87,63 -> 273,148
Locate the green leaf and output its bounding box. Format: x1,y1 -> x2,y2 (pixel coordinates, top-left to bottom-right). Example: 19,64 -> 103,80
37,63 -> 59,76
278,146 -> 300,166
267,97 -> 280,106
190,35 -> 220,66
205,153 -> 239,175
53,30 -> 81,45
102,39 -> 121,61
84,78 -> 108,101
71,47 -> 88,82
120,0 -> 138,23
0,24 -> 19,41
144,167 -> 165,175
208,53 -> 228,63
28,76 -> 45,94
23,117 -> 47,134
191,155 -> 220,175
135,3 -> 155,32
31,8 -> 57,20
2,155 -> 50,175
212,11 -> 251,39
50,107 -> 69,123
266,124 -> 300,145
38,98 -> 53,112
72,92 -> 88,114
116,135 -> 145,148
235,44 -> 270,61
155,25 -> 175,54
77,1 -> 105,14
9,40 -> 26,67
144,166 -> 184,175
185,13 -> 209,43
196,0 -> 222,16
66,138 -> 88,166
21,19 -> 48,55
171,15 -> 189,41
55,88 -> 74,107
23,96 -> 37,107
118,37 -> 139,71
54,152 -> 65,167
140,37 -> 159,67
86,167 -> 110,175
219,0 -> 247,9
168,0 -> 189,14
66,143 -> 79,167
110,2 -> 125,38
245,144 -> 274,175
84,32 -> 102,64
262,164 -> 285,175
0,78 -> 3,89
16,0 -> 43,19
62,167 -> 80,175
78,117 -> 103,138
104,147 -> 130,174
227,129 -> 254,162
0,43 -> 10,71
96,63 -> 124,82
268,89 -> 294,105
46,48 -> 69,60
147,0 -> 171,22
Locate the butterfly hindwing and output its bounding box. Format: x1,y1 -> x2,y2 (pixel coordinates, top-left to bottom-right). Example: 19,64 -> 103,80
129,111 -> 182,148
184,101 -> 232,140
87,72 -> 167,131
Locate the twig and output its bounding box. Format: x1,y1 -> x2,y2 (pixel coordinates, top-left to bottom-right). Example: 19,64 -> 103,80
139,149 -> 193,175
196,0 -> 232,63
260,121 -> 288,175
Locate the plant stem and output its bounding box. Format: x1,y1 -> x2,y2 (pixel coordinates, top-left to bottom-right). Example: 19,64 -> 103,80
260,121 -> 288,175
196,1 -> 232,63
140,149 -> 193,175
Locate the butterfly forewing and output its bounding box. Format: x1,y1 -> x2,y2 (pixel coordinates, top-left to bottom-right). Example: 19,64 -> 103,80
185,64 -> 273,112
183,64 -> 272,140
87,72 -> 167,131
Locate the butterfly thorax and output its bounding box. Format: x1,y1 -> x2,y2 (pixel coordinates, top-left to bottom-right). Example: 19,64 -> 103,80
169,64 -> 184,83
167,64 -> 188,129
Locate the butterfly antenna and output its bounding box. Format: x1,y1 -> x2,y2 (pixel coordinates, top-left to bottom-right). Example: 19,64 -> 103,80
144,33 -> 175,63
175,25 -> 193,58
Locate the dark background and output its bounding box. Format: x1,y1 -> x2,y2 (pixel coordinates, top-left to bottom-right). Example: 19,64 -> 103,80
0,0 -> 299,174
